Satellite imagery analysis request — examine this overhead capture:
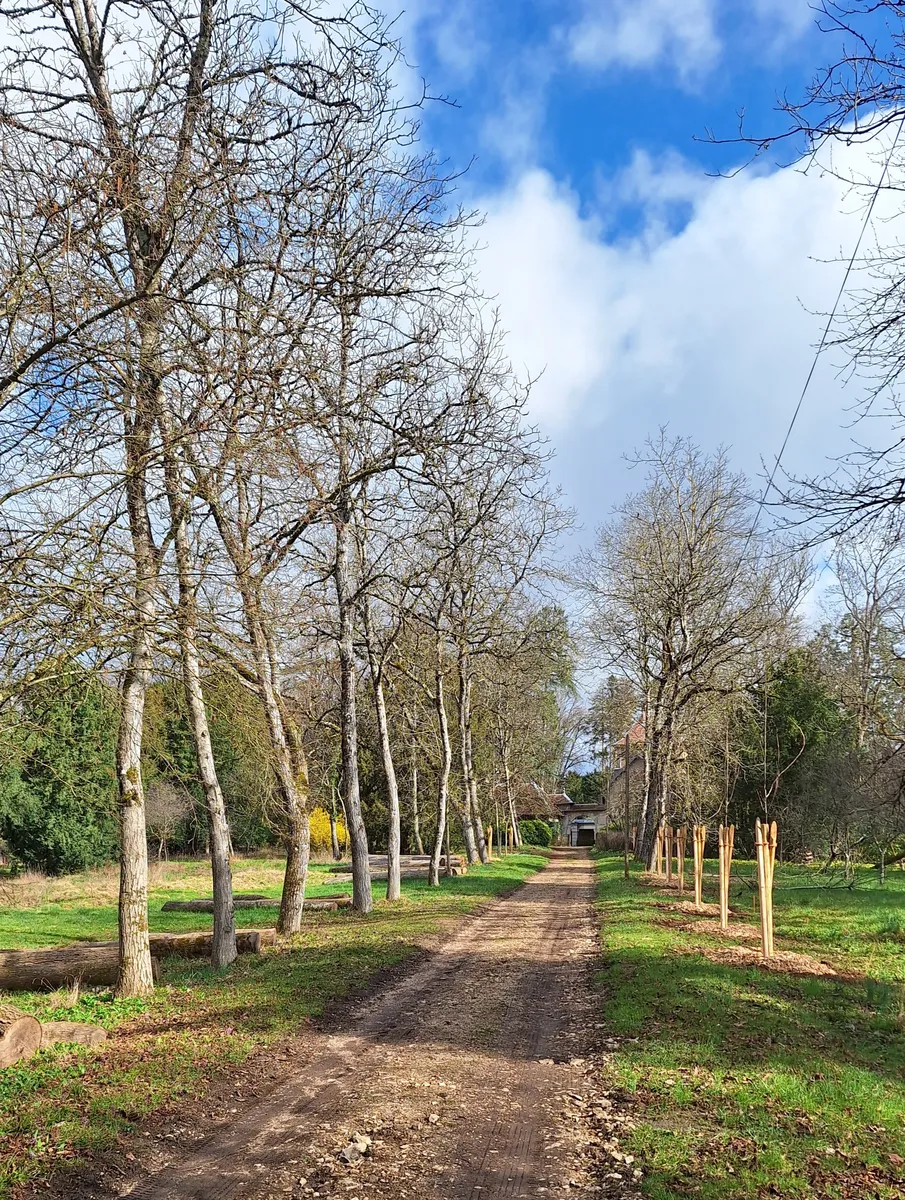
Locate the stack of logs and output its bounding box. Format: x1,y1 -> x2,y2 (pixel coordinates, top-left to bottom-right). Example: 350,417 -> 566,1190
0,1003 -> 108,1069
161,894 -> 351,913
0,929 -> 281,992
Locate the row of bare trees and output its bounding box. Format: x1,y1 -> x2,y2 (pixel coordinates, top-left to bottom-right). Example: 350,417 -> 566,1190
577,435 -> 905,869
572,2 -> 905,868
0,1 -> 568,994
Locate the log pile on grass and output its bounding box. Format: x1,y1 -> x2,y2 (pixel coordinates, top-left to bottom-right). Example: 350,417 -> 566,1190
0,925 -> 279,991
0,1002 -> 107,1069
0,947 -> 161,992
160,896 -> 351,913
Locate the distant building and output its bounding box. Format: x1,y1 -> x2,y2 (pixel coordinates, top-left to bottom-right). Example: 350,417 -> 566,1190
554,722 -> 647,844
612,721 -> 646,769
605,753 -> 646,818
553,792 -> 607,846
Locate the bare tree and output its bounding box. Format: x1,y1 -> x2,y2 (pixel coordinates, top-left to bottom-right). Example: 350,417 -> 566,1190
578,433 -> 806,865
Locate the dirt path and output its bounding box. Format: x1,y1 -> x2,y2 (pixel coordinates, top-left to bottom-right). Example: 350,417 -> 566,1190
86,851 -> 641,1200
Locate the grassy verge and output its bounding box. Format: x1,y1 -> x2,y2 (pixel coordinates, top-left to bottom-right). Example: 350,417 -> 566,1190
0,856 -> 367,948
0,851 -> 547,1197
594,853 -> 905,1200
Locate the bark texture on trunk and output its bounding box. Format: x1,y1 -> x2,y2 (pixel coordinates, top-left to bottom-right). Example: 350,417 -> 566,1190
335,518 -> 372,913
363,602 -> 401,901
116,460 -> 157,998
411,761 -> 424,855
638,715 -> 673,868
116,299 -> 162,999
429,658 -> 453,888
374,674 -> 401,901
456,661 -> 480,865
160,426 -> 236,968
458,659 -> 488,864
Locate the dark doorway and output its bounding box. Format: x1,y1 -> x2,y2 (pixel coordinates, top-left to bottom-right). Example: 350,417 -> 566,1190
576,827 -> 595,847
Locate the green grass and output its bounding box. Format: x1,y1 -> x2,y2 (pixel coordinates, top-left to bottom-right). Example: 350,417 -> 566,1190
0,856 -> 363,948
0,851 -> 547,1197
594,854 -> 905,1199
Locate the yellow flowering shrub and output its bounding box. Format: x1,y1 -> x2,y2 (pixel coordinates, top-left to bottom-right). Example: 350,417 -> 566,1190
309,805 -> 345,852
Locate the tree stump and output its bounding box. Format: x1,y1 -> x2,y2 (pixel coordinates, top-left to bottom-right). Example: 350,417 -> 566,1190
0,1004 -> 42,1068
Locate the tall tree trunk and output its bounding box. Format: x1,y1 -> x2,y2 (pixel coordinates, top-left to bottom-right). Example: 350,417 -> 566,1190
199,486 -> 311,934
373,672 -> 401,901
362,602 -> 400,901
116,318 -> 159,1000
464,704 -> 488,863
160,420 -> 236,968
411,759 -> 424,855
429,651 -> 453,888
335,517 -> 372,913
273,665 -> 313,935
500,734 -> 520,849
116,620 -> 155,999
639,714 -> 673,868
243,593 -> 310,933
508,794 -> 521,846
329,789 -> 341,861
456,656 -> 483,865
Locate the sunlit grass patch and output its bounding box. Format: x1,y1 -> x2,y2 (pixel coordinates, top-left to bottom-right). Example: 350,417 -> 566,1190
0,851 -> 547,1197
594,853 -> 905,1199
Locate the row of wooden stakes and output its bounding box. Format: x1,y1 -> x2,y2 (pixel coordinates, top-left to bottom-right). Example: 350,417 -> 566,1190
652,819 -> 779,960
485,826 -> 520,856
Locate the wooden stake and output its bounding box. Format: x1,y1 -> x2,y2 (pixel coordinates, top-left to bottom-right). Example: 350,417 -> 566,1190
657,822 -> 667,874
766,819 -> 777,956
693,824 -> 707,910
665,826 -> 673,883
486,825 -> 493,860
623,730 -> 631,881
755,819 -> 778,958
718,824 -> 735,930
676,825 -> 687,895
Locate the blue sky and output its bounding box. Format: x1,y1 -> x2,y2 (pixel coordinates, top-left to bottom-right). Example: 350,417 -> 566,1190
383,0 -> 897,557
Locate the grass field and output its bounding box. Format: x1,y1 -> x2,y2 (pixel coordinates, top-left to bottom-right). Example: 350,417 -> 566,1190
0,851 -> 548,1197
595,853 -> 905,1199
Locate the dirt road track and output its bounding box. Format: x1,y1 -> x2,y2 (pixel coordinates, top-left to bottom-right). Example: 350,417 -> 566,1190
65,851 -> 641,1200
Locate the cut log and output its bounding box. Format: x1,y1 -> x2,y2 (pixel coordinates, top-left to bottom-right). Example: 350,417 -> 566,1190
0,948 -> 160,992
86,930 -> 276,958
161,897 -> 277,912
160,896 -> 351,913
327,855 -> 464,875
40,1022 -> 108,1049
0,1004 -> 42,1067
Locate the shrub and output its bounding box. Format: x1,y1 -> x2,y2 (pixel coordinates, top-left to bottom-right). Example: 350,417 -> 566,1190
519,819 -> 553,847
310,806 -> 346,853
0,674 -> 118,874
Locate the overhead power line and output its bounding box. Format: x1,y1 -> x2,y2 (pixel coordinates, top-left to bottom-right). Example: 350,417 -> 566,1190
759,111 -> 905,517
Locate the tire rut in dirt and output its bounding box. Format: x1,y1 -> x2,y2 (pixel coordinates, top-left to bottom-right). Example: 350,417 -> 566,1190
116,851 -> 600,1200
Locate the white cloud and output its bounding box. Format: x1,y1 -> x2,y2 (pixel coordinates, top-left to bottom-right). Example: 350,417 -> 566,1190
389,0 -> 488,81
565,0 -> 816,79
751,0 -> 816,39
475,144 -> 896,516
567,0 -> 720,77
